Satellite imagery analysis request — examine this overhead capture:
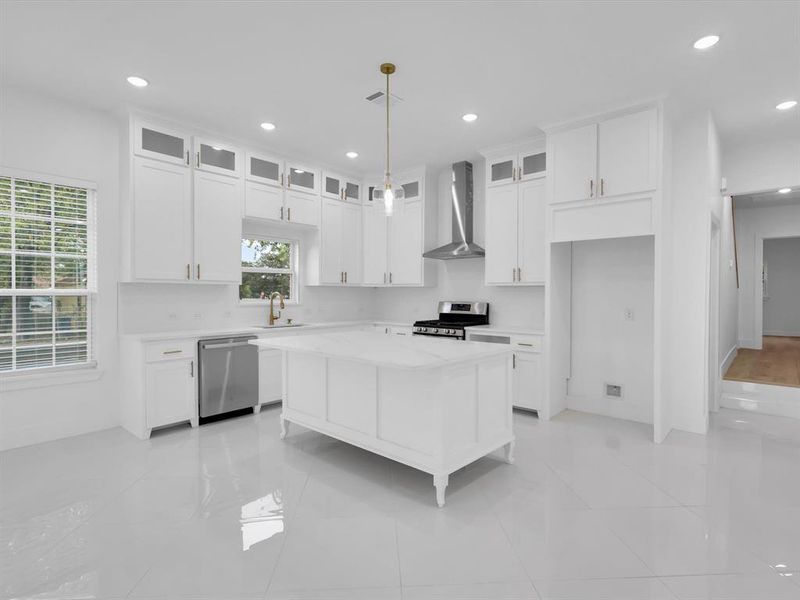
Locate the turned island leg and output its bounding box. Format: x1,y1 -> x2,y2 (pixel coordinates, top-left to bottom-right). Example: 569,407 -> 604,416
280,415 -> 289,439
433,474 -> 449,508
504,440 -> 515,464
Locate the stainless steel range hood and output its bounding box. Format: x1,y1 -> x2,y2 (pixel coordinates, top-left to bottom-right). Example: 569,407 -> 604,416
423,161 -> 486,260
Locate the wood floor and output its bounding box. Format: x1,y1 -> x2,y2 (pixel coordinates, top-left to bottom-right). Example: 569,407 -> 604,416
724,336 -> 800,388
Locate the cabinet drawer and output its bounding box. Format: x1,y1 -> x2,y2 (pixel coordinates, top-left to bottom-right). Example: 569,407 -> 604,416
145,340 -> 196,362
511,335 -> 543,353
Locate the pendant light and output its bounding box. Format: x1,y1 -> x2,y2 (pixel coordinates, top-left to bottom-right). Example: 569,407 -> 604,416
372,62 -> 404,216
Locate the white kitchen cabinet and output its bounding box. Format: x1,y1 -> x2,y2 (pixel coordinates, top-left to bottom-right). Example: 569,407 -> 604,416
485,178 -> 546,285
194,137 -> 242,178
193,170 -> 242,282
323,172 -> 362,202
285,188 -> 319,226
597,109 -> 658,198
286,163 -> 319,195
466,330 -> 544,412
245,179 -> 284,221
134,120 -> 191,167
549,107 -> 657,205
513,352 -> 543,412
258,348 -> 282,406
319,198 -> 361,284
362,202 -> 388,285
132,156 -> 193,281
145,358 -> 196,431
388,198 -> 423,285
246,152 -> 283,187
487,149 -> 547,188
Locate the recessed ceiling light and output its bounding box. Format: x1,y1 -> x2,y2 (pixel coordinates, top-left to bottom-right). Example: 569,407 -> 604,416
345,151 -> 359,159
260,122 -> 276,131
126,75 -> 148,87
776,100 -> 797,111
693,35 -> 719,50
462,113 -> 478,123
778,188 -> 792,194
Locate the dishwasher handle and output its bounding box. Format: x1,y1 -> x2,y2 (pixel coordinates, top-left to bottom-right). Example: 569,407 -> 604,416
200,340 -> 255,350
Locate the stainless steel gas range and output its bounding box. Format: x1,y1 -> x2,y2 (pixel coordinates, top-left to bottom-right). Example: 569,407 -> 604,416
412,301 -> 489,341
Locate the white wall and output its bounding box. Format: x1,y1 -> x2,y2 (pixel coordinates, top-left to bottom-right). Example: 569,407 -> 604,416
763,237 -> 800,336
723,137 -> 800,195
567,236 -> 655,424
370,161 -> 546,329
735,204 -> 800,346
0,88 -> 121,450
663,110 -> 722,435
718,196 -> 739,370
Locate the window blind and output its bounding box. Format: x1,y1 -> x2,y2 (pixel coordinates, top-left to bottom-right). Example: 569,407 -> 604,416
0,175 -> 97,372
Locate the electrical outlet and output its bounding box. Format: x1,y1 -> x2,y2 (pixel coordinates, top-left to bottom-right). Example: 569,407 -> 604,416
167,313 -> 178,321
192,313 -> 202,320
605,383 -> 623,398
624,308 -> 635,321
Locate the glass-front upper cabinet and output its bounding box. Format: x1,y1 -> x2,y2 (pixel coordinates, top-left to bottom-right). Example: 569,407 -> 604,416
519,150 -> 546,181
194,137 -> 241,178
322,172 -> 343,200
400,179 -> 421,200
344,180 -> 361,203
246,152 -> 284,188
134,120 -> 191,167
486,154 -> 517,187
286,162 -> 318,195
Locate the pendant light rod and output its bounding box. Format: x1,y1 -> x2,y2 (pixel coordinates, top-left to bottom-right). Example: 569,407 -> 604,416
380,63 -> 395,180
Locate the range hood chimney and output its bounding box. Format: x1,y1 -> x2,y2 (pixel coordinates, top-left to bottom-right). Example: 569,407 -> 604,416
423,161 -> 486,260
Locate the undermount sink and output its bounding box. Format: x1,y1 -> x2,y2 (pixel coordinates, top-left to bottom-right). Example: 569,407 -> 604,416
256,323 -> 306,329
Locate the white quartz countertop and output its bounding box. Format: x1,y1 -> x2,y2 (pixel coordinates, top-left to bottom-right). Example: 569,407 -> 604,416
465,325 -> 545,336
250,331 -> 512,370
121,320 -> 375,342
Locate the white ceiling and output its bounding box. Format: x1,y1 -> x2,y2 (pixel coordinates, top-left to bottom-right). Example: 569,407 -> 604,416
1,1 -> 798,175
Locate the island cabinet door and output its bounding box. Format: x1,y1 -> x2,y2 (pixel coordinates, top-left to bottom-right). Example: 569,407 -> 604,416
258,349 -> 282,404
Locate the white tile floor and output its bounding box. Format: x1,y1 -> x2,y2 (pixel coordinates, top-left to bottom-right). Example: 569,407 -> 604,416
2,407 -> 800,599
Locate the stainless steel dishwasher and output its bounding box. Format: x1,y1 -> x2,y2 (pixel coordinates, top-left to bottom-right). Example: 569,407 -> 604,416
198,335 -> 258,419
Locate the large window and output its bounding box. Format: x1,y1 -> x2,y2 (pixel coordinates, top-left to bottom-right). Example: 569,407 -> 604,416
239,238 -> 297,302
0,175 -> 96,372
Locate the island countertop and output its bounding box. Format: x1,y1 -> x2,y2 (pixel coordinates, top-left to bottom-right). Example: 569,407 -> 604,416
249,330 -> 512,370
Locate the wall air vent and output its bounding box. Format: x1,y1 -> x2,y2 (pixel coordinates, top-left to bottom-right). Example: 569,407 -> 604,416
605,383 -> 623,398
365,91 -> 403,107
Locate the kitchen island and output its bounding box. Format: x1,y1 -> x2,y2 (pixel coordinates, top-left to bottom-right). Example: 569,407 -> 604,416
250,331 -> 515,506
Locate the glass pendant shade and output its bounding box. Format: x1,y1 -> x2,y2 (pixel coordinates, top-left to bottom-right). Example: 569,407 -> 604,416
372,180 -> 404,216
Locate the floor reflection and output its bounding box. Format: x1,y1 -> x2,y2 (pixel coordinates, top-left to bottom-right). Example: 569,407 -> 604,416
240,490 -> 284,551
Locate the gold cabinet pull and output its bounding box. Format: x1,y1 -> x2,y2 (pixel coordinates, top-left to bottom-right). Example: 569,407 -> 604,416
196,151 -> 200,168
287,207 -> 291,221
280,172 -> 284,187
589,179 -> 594,197
163,349 -> 183,355
186,263 -> 190,279
280,206 -> 284,220
196,264 -> 200,279
185,150 -> 190,166
190,360 -> 194,376
600,178 -> 605,196
513,353 -> 517,369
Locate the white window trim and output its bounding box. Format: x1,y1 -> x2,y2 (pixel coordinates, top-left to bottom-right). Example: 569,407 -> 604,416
0,167 -> 99,381
238,235 -> 300,305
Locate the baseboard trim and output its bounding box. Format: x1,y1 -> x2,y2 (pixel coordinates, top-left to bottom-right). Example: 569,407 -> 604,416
720,345 -> 738,378
763,331 -> 800,337
738,338 -> 759,350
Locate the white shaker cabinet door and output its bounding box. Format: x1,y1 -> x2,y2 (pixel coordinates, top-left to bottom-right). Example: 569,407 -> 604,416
320,199 -> 344,284
388,199 -> 423,285
258,349 -> 282,405
244,180 -> 284,221
341,202 -> 362,284
484,185 -> 518,285
514,352 -> 542,411
132,156 -> 193,281
362,204 -> 388,285
549,123 -> 597,204
193,170 -> 242,282
597,108 -> 658,199
284,189 -> 319,226
517,178 -> 547,284
145,358 -> 195,429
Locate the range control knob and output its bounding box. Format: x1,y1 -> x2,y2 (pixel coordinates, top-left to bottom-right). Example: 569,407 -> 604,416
421,327 -> 428,333
433,328 -> 439,334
